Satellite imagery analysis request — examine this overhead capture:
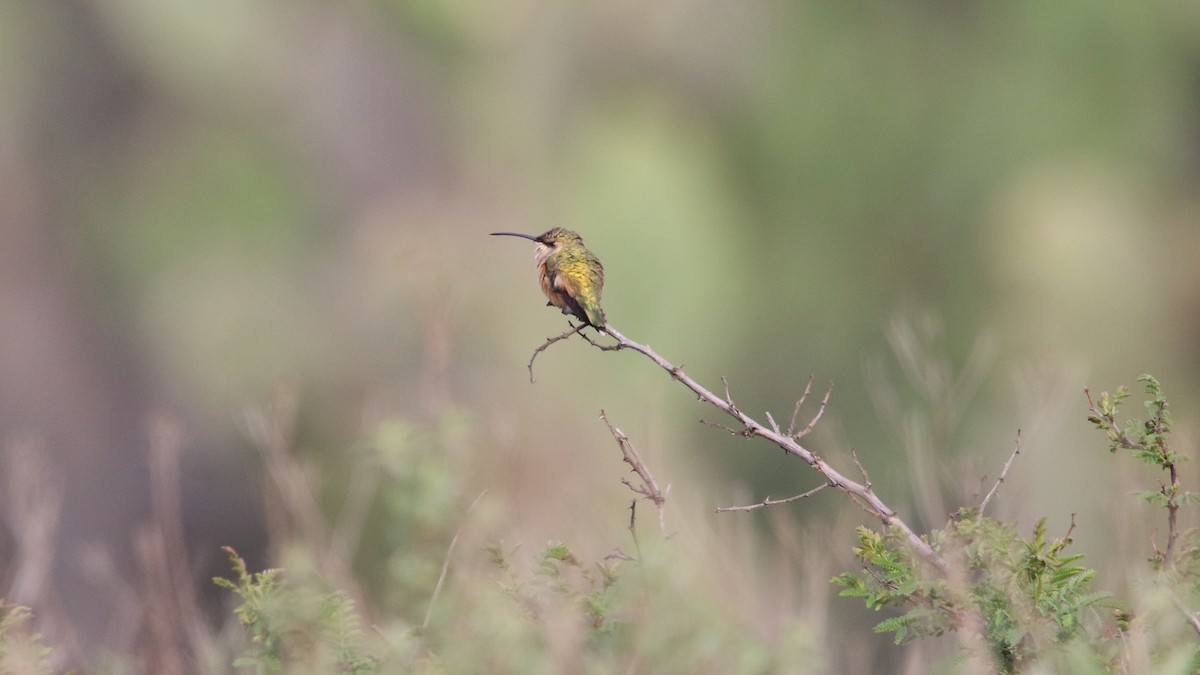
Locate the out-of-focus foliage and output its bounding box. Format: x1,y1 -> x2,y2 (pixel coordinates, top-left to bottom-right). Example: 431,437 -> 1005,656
0,603 -> 52,675
214,414 -> 822,675
835,517 -> 1118,672
834,376 -> 1200,673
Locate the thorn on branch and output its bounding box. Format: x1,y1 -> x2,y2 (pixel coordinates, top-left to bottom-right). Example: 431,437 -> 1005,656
716,482 -> 830,513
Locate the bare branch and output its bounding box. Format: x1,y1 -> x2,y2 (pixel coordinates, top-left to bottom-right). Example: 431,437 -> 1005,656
591,324 -> 946,572
716,483 -> 830,513
527,324 -> 584,382
979,429 -> 1021,519
600,410 -> 670,538
765,411 -> 781,434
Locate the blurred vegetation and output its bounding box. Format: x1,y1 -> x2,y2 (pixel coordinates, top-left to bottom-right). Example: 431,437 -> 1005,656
830,376 -> 1200,672
1,0 -> 1199,671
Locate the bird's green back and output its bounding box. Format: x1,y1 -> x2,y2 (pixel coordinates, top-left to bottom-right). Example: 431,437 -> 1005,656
547,245 -> 605,327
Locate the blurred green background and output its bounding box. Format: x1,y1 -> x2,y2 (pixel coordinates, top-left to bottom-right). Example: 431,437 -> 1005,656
2,0 -> 1200,671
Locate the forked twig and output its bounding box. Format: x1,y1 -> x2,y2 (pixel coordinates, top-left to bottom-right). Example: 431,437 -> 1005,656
600,410 -> 671,538
527,325 -> 584,382
787,376 -> 814,437
796,382 -> 833,439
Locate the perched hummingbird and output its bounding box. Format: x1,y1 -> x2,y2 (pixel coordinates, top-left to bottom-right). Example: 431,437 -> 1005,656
491,227 -> 606,329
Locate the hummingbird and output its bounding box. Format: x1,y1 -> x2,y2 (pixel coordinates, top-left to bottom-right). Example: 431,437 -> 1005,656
491,227 -> 606,330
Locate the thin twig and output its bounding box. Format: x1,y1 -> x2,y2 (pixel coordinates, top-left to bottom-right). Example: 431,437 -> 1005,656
716,483 -> 830,513
527,325 -> 584,382
626,500 -> 643,561
146,415 -> 223,667
787,376 -> 814,437
1084,388 -> 1139,451
244,385 -> 374,628
1064,512 -> 1077,541
1166,466 -> 1180,564
1171,594 -> 1200,637
699,419 -> 754,438
578,328 -> 623,352
765,411 -> 780,434
590,324 -> 945,571
422,490 -> 488,631
979,429 -> 1022,519
850,450 -> 872,491
1086,386 -> 1180,563
600,410 -> 671,538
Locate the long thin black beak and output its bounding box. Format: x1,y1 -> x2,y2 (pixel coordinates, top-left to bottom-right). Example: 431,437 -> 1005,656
490,232 -> 539,241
